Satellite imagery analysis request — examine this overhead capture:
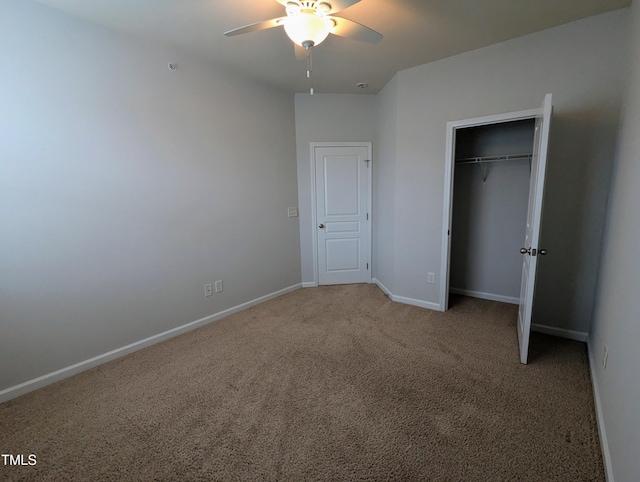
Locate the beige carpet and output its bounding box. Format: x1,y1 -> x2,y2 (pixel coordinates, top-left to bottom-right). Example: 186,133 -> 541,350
0,285 -> 603,481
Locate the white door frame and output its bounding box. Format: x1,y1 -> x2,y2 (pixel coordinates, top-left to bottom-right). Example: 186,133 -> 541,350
439,108 -> 540,310
310,142 -> 373,286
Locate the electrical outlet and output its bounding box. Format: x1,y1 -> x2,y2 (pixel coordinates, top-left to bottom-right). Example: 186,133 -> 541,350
204,283 -> 213,297
427,272 -> 436,284
215,280 -> 223,293
288,207 -> 298,217
603,346 -> 609,369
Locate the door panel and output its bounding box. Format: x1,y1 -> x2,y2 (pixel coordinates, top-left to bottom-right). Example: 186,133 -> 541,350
315,145 -> 371,285
326,221 -> 359,233
518,93 -> 553,364
324,158 -> 360,215
326,238 -> 360,270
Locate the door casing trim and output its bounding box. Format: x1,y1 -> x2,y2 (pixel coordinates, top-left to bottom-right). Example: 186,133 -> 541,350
441,108 -> 540,311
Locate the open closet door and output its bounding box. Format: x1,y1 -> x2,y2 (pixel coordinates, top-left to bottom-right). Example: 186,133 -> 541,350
518,93 -> 552,364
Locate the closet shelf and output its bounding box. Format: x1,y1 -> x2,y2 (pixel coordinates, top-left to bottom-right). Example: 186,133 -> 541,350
455,153 -> 532,165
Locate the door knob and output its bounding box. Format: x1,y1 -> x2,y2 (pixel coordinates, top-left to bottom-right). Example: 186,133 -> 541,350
520,247 -> 531,255
318,224 -> 325,228
539,249 -> 548,255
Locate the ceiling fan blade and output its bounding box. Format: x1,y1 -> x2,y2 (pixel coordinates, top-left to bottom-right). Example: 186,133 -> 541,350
324,0 -> 362,14
330,16 -> 383,43
294,44 -> 308,61
224,17 -> 286,37
276,0 -> 362,14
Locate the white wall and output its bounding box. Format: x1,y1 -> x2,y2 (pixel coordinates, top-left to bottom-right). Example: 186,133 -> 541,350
0,0 -> 300,393
294,93 -> 377,285
380,9 -> 629,333
373,77 -> 399,293
590,1 -> 640,480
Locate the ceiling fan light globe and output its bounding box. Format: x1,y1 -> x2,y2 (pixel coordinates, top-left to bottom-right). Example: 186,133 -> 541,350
284,14 -> 333,47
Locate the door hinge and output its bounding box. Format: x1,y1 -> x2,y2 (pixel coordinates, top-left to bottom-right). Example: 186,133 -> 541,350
364,159 -> 371,167
366,213 -> 369,220
367,263 -> 369,270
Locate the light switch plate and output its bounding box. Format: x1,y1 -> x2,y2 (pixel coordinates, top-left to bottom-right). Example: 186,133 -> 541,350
288,207 -> 298,217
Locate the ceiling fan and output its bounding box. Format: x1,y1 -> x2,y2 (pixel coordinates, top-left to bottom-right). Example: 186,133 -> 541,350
224,0 -> 383,50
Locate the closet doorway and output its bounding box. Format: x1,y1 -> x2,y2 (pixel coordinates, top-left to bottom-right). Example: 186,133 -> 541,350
440,94 -> 552,364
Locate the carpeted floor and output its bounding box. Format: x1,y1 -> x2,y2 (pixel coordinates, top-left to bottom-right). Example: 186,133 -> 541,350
0,284 -> 603,481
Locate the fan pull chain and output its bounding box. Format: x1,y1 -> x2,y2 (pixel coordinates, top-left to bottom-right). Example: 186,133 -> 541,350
307,45 -> 314,95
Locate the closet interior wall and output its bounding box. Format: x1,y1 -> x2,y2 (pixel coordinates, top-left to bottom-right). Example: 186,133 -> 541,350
450,119 -> 535,303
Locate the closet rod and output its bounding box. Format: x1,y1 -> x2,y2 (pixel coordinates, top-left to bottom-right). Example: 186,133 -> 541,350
455,153 -> 532,165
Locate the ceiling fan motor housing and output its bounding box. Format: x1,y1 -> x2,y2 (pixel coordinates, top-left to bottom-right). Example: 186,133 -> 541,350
286,1 -> 332,16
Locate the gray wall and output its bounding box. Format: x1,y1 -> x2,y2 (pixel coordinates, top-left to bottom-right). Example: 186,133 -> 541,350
590,0 -> 640,480
0,0 -> 300,392
377,9 -> 629,333
450,121 -> 534,300
373,77 -> 399,292
294,93 -> 377,285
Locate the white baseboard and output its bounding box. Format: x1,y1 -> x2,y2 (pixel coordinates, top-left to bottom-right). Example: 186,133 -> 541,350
372,278 -> 441,311
393,295 -> 441,311
0,283 -> 302,404
531,323 -> 589,342
302,282 -> 318,288
587,339 -> 614,482
372,278 -> 391,296
449,287 -> 519,305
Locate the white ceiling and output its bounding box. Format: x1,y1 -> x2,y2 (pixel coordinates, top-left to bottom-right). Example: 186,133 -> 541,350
34,0 -> 630,94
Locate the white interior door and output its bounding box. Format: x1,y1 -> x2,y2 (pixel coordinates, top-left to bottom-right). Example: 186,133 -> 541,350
518,93 -> 553,364
314,145 -> 371,285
